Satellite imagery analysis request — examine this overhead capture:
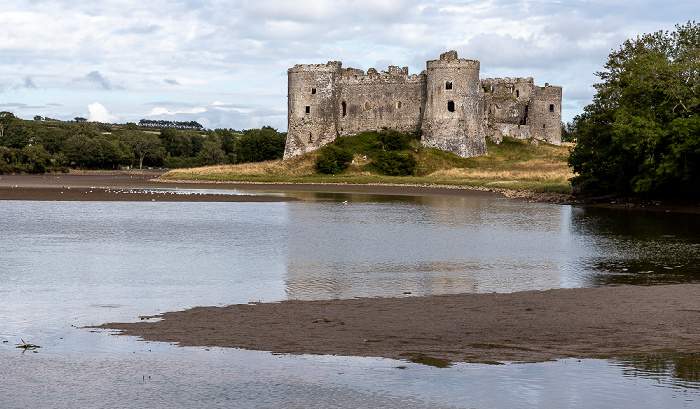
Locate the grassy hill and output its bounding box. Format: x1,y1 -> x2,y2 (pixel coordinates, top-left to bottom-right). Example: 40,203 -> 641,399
162,131 -> 574,194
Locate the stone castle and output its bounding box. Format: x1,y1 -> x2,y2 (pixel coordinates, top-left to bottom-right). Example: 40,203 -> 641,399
284,50 -> 562,159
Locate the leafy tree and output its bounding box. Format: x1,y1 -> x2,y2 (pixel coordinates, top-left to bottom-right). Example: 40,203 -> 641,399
235,126 -> 286,163
198,139 -> 226,165
569,21 -> 700,198
119,130 -> 166,169
62,134 -> 100,168
0,111 -> 16,141
160,128 -> 194,157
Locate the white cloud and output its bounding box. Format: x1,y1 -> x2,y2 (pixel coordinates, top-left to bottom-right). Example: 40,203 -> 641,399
0,0 -> 695,127
88,102 -> 119,123
148,107 -> 207,116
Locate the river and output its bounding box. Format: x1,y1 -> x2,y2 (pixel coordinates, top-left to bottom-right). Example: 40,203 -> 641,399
1,189 -> 699,408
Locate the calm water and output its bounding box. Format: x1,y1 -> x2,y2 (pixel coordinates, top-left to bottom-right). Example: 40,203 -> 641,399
1,191 -> 700,408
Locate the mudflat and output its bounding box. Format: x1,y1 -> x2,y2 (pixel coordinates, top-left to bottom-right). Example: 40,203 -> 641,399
94,284 -> 700,366
0,170 -> 504,202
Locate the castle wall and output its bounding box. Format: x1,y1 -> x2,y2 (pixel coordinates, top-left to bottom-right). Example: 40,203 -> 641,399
285,51 -> 562,160
336,67 -> 426,138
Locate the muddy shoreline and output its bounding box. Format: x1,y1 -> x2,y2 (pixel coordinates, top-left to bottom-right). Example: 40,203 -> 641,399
94,284 -> 700,366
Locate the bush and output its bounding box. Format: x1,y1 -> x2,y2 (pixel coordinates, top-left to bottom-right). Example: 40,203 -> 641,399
315,146 -> 353,174
372,152 -> 417,176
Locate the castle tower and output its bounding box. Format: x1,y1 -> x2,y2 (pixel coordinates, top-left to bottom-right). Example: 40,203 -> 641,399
284,62 -> 342,159
421,51 -> 487,158
529,85 -> 563,145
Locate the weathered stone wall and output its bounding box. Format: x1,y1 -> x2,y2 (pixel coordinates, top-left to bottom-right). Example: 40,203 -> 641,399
481,77 -> 535,143
285,51 -> 562,159
529,85 -> 563,145
421,51 -> 487,158
336,67 -> 426,138
284,62 -> 342,159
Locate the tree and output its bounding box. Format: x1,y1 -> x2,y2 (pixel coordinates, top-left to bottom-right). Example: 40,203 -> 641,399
120,130 -> 165,169
235,126 -> 286,163
0,111 -> 16,143
197,138 -> 226,165
568,21 -> 700,198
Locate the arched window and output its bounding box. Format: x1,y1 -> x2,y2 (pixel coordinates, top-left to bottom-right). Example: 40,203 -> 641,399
447,101 -> 455,112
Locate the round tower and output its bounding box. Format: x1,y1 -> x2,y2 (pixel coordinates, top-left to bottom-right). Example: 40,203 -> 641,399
421,51 -> 487,158
284,62 -> 342,159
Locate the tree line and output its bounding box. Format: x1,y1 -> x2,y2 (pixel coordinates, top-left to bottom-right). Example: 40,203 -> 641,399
567,21 -> 699,199
0,113 -> 286,173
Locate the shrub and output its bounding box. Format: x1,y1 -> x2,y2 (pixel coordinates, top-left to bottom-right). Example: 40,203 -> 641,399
372,152 -> 417,176
315,146 -> 353,174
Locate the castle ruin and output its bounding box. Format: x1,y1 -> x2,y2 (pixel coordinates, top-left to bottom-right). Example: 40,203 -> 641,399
284,51 -> 562,159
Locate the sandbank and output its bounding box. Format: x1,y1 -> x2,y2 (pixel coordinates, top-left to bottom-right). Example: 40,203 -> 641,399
94,284 -> 700,366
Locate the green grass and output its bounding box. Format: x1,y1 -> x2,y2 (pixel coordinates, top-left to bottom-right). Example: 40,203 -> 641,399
162,132 -> 574,194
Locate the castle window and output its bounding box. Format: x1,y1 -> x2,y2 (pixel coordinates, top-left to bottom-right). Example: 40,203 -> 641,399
549,104 -> 554,112
342,101 -> 347,117
311,88 -> 316,94
364,101 -> 370,111
446,81 -> 452,90
447,101 -> 455,112
309,132 -> 313,142
516,90 -> 520,98
396,101 -> 402,109
305,106 -> 310,114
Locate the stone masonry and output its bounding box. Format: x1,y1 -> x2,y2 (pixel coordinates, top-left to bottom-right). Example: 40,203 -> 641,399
284,51 -> 562,159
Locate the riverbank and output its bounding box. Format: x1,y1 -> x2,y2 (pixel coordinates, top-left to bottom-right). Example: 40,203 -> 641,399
94,283 -> 700,366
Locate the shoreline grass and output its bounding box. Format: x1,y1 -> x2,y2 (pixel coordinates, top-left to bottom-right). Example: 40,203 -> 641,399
162,137 -> 574,194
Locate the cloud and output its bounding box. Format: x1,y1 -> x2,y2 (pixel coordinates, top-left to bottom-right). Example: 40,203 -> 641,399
148,107 -> 207,116
23,77 -> 37,89
73,71 -> 123,90
88,102 -> 119,123
0,0 -> 694,128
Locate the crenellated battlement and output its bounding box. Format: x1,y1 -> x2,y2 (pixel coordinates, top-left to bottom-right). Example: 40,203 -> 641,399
284,51 -> 562,159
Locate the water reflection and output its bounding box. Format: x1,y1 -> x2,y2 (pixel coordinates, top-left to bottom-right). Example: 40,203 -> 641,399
614,353 -> 700,390
283,196 -> 568,299
568,207 -> 700,286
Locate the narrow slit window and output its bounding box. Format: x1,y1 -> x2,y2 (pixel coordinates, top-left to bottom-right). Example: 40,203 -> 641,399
549,104 -> 554,112
305,106 -> 310,114
445,81 -> 453,90
516,90 -> 520,98
311,88 -> 316,94
342,101 -> 347,117
447,101 -> 455,112
309,132 -> 313,142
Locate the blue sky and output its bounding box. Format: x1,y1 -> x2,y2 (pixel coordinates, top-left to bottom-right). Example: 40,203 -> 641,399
0,0 -> 696,130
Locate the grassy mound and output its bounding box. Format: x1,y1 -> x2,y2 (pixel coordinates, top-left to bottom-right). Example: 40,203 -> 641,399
162,131 -> 573,194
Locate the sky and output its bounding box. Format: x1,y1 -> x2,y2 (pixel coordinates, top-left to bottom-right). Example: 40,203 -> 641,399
0,0 -> 696,131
